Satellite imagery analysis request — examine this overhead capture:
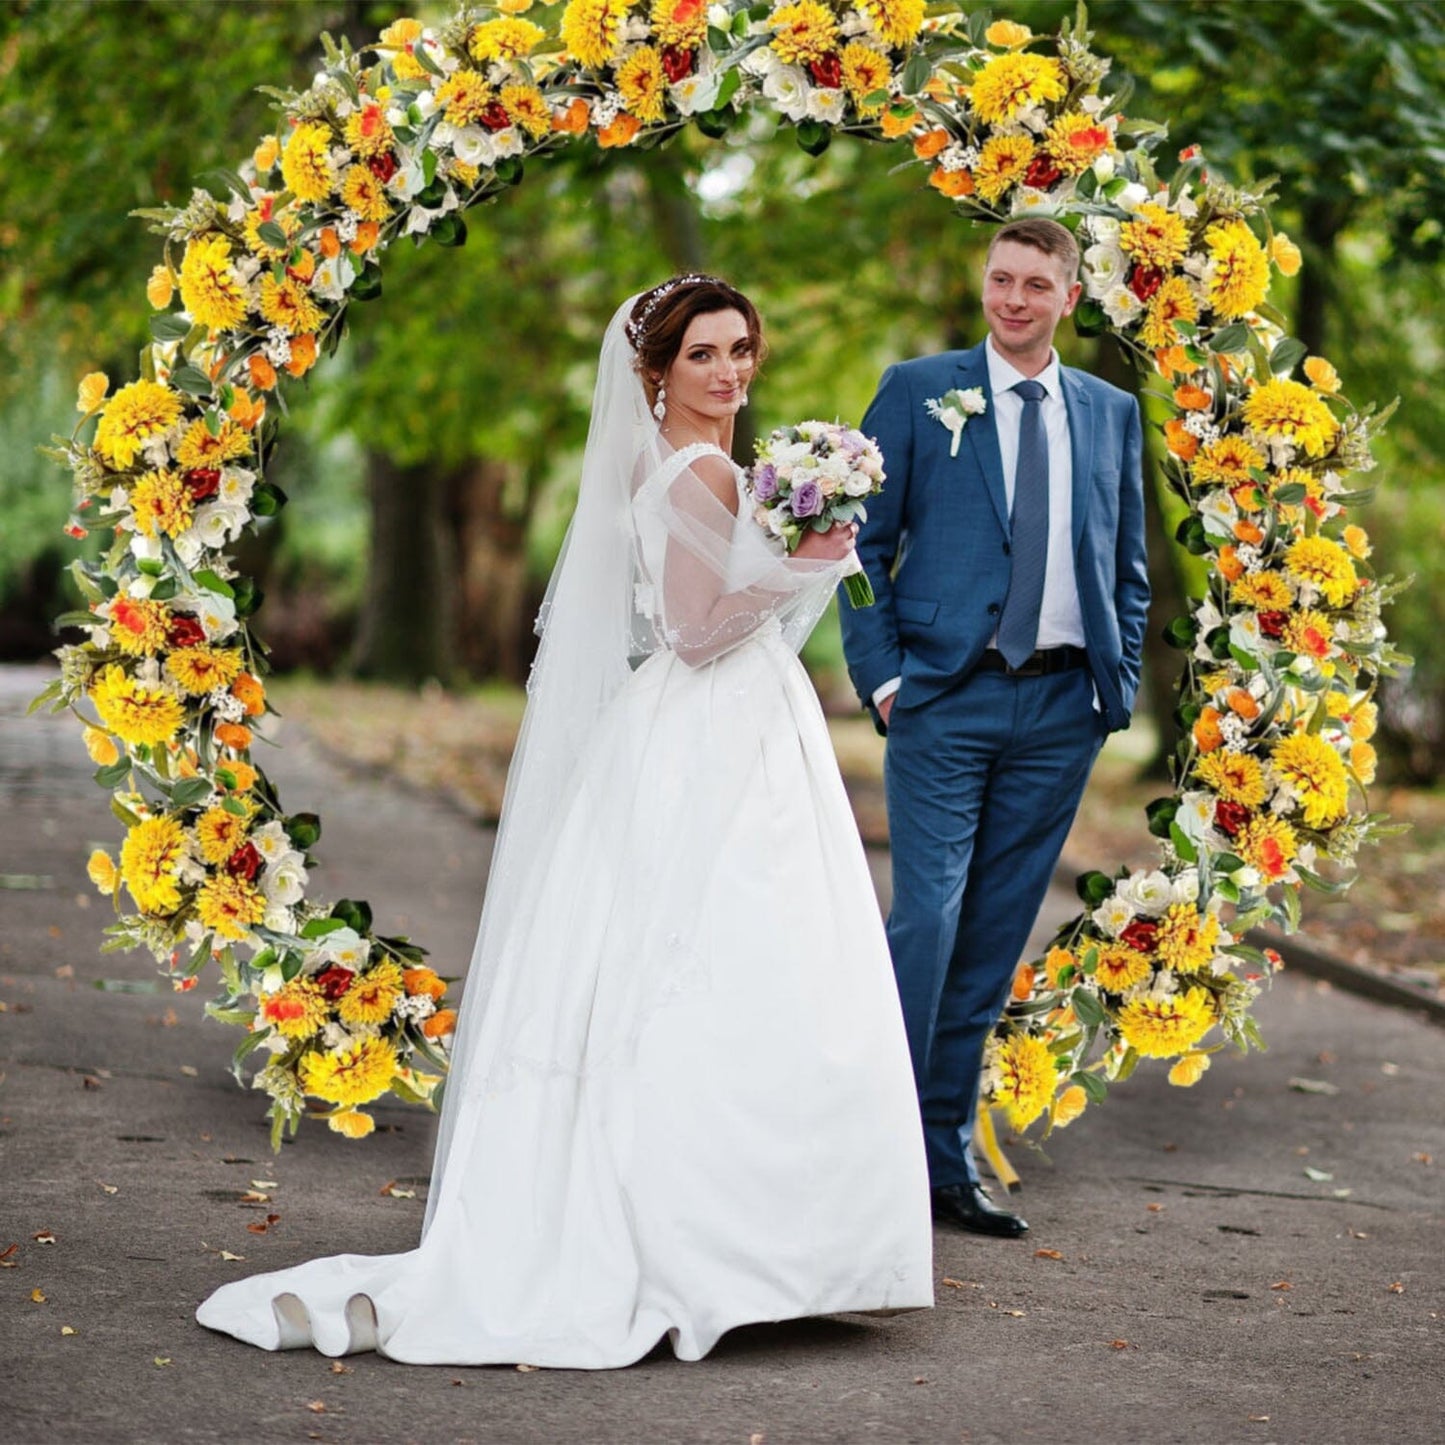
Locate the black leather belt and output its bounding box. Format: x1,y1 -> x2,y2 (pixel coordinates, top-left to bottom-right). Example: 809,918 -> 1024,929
976,646 -> 1089,677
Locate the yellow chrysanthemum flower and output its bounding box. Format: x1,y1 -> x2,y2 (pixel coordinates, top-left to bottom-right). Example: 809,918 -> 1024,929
500,84 -> 551,138
1273,732 -> 1350,828
449,159 -> 482,188
90,666 -> 185,748
991,1033 -> 1058,1132
985,19 -> 1033,49
1192,435 -> 1266,487
767,0 -> 840,66
174,417 -> 251,471
343,102 -> 395,159
1269,232 -> 1302,276
258,274 -> 326,337
470,16 -> 545,61
340,164 -> 392,223
1284,608 -> 1334,660
259,978 -> 329,1040
338,960 -> 405,1027
87,849 -> 119,894
1237,814 -> 1298,882
1194,750 -> 1267,807
1347,698 -> 1378,742
179,235 -> 249,333
83,726 -> 121,767
651,0 -> 708,50
1094,943 -> 1152,993
281,121 -> 336,204
1118,986 -> 1215,1059
195,873 -> 265,941
560,0 -> 630,69
119,815 -> 187,916
146,265 -> 175,309
1351,741 -> 1377,785
1155,903 -> 1221,974
974,133 -> 1035,204
437,68 -> 494,125
1303,355 -> 1341,394
93,380 -> 184,472
616,46 -> 668,123
166,645 -> 243,697
1167,1051 -> 1211,1087
299,1036 -> 398,1107
194,805 -> 250,866
130,469 -> 194,540
841,42 -> 891,110
106,596 -> 172,656
858,0 -> 926,50
969,51 -> 1066,124
1119,202 -> 1191,270
1051,1082 -> 1087,1127
1242,378 -> 1340,459
1284,535 -> 1357,607
1139,275 -> 1199,350
77,372 -> 109,414
379,18 -> 427,81
328,1110 -> 376,1139
1229,571 -> 1292,612
1204,218 -> 1270,320
1045,112 -> 1112,174
242,205 -> 297,262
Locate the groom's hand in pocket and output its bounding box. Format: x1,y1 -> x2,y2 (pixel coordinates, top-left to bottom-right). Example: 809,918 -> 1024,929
877,694 -> 895,729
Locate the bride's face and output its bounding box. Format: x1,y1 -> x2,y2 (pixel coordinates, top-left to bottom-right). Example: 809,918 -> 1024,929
661,309 -> 755,422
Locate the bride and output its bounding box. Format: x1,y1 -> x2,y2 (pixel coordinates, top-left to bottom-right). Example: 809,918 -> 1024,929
196,276 -> 933,1367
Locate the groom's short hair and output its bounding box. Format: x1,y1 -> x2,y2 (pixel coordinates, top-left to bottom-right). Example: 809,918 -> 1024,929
986,218 -> 1080,281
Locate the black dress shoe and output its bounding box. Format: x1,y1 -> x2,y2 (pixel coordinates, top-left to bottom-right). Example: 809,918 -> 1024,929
931,1182 -> 1029,1238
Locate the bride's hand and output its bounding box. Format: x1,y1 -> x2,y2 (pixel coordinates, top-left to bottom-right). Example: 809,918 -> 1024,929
794,521 -> 859,563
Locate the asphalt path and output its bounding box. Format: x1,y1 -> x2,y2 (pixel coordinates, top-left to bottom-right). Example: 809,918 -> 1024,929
1,664 -> 1441,1444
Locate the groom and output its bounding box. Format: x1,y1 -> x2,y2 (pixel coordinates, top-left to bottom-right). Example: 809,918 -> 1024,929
841,217 -> 1150,1237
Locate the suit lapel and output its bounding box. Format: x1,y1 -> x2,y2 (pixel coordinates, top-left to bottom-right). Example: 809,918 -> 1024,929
957,347 -> 1010,536
1061,367 -> 1094,553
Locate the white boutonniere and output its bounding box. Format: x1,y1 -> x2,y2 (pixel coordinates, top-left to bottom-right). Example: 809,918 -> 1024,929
924,387 -> 987,458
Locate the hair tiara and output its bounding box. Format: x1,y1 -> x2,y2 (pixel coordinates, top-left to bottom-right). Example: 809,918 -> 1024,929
624,274 -> 722,349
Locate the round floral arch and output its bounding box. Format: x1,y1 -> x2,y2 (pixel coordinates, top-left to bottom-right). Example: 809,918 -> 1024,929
39,0 -> 1400,1152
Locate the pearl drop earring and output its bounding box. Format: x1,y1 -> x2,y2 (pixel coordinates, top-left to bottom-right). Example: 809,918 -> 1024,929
653,385 -> 667,423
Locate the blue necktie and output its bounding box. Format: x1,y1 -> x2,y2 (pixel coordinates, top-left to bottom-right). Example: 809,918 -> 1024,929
997,378 -> 1049,669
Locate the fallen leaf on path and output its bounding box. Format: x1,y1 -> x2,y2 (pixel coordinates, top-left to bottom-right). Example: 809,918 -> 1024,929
154,1358 -> 171,1367
912,1376 -> 928,1385
1388,1281 -> 1405,1293
1380,1062 -> 1399,1075
82,1076 -> 102,1091
179,1065 -> 198,1077
1413,1153 -> 1433,1166
1270,1281 -> 1292,1291
1034,1249 -> 1063,1260
940,1277 -> 979,1289
239,1190 -> 270,1204
329,1362 -> 351,1375
54,965 -> 74,980
251,1179 -> 279,1190
1110,1339 -> 1129,1349
219,1250 -> 245,1262
61,1326 -> 76,1336
31,1288 -> 46,1303
245,1213 -> 282,1235
32,1230 -> 56,1245
1332,1188 -> 1353,1198
305,1400 -> 327,1413
1248,1416 -> 1270,1423
1348,1229 -> 1369,1239
98,1183 -> 118,1195
515,1363 -> 540,1373
0,1243 -> 19,1267
1289,1077 -> 1340,1095
1303,1166 -> 1334,1182
1147,1203 -> 1166,1213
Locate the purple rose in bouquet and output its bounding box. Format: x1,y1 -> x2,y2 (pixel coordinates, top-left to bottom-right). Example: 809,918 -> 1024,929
790,479 -> 824,518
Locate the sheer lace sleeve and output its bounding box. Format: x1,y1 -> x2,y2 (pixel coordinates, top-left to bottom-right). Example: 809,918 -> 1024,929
635,445 -> 843,667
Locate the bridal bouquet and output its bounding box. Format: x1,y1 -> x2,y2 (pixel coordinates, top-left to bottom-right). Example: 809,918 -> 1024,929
747,421 -> 885,607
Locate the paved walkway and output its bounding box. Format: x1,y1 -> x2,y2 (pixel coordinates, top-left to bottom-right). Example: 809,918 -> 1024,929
1,664 -> 1441,1444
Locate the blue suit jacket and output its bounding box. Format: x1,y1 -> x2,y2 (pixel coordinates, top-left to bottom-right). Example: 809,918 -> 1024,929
840,342 -> 1150,732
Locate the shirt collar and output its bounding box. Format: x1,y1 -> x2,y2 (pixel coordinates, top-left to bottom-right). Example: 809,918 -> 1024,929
986,335 -> 1061,400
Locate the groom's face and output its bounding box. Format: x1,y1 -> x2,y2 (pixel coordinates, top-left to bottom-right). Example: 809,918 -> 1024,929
982,240 -> 1082,363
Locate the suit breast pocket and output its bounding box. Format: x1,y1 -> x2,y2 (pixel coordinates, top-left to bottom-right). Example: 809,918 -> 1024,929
894,596 -> 940,627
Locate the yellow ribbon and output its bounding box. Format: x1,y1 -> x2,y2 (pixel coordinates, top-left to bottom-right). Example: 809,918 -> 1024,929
972,1105 -> 1021,1192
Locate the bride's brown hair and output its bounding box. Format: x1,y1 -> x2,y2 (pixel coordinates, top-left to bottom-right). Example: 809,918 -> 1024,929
627,275 -> 767,409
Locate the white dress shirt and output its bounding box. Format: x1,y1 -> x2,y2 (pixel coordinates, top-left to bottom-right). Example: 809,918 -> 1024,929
871,338 -> 1085,711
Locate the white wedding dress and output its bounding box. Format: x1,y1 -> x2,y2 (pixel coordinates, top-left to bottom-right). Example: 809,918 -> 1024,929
196,307 -> 933,1368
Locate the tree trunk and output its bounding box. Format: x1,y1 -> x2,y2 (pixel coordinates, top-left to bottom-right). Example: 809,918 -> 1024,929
350,449 -> 456,684
1096,338 -> 1189,779
446,457 -> 536,684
